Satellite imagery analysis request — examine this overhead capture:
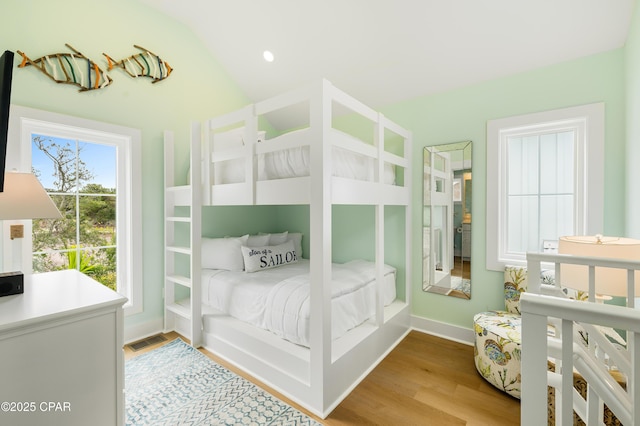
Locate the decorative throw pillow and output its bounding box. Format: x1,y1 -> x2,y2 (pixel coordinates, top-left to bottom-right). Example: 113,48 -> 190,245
201,235 -> 248,271
241,240 -> 297,273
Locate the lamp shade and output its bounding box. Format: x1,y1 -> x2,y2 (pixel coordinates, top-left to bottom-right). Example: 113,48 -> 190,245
0,172 -> 62,220
558,235 -> 640,297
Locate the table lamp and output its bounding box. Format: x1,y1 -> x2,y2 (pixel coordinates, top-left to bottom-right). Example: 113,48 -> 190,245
0,172 -> 62,296
558,235 -> 640,301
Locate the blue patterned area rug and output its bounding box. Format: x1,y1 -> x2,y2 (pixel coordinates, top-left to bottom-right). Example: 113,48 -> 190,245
125,338 -> 322,425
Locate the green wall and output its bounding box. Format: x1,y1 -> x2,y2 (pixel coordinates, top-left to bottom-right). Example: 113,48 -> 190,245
2,0 -> 251,330
3,0 -> 633,336
203,204 -> 407,300
627,1 -> 640,238
382,49 -> 626,329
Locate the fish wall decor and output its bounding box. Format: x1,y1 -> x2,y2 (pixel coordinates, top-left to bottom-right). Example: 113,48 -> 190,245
103,45 -> 173,83
17,44 -> 112,92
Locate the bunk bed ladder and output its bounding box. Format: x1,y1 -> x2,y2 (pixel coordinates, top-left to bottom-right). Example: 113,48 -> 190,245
163,124 -> 202,348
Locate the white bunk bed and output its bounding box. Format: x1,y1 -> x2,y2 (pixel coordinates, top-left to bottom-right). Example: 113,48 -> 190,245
164,79 -> 412,418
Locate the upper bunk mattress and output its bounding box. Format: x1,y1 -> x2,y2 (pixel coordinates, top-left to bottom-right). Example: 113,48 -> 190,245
214,145 -> 397,185
201,258 -> 396,347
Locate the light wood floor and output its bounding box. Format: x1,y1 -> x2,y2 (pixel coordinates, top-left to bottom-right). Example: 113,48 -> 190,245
125,330 -> 520,425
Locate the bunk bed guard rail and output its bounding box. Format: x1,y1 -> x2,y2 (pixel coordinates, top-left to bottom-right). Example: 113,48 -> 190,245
202,79 -> 411,206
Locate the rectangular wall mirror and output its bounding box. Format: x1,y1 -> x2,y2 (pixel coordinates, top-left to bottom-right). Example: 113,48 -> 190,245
423,141 -> 472,299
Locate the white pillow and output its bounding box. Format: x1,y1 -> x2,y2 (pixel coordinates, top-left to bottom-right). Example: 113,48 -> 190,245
247,234 -> 270,247
268,231 -> 288,245
241,240 -> 298,273
287,232 -> 303,258
201,235 -> 248,271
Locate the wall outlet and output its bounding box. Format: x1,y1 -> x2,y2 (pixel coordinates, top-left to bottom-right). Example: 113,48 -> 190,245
10,224 -> 24,240
542,240 -> 558,253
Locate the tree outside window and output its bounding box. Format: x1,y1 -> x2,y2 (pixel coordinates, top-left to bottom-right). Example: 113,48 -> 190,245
31,134 -> 117,291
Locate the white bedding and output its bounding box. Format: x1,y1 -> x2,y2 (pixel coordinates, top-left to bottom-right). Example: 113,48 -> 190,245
201,259 -> 396,347
214,145 -> 396,185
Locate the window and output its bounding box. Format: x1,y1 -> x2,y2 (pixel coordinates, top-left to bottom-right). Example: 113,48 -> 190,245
486,103 -> 604,270
8,106 -> 142,315
32,135 -> 118,287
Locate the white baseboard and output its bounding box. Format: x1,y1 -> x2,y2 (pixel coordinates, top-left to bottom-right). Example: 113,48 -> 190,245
124,318 -> 164,344
410,315 -> 474,346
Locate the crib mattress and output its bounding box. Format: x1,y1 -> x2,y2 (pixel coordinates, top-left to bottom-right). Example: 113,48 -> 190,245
201,259 -> 396,347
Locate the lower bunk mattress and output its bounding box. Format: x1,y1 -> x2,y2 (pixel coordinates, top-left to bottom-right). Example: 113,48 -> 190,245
201,259 -> 396,347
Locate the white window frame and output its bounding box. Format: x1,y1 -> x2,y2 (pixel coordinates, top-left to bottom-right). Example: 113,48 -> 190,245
486,103 -> 604,271
5,105 -> 143,315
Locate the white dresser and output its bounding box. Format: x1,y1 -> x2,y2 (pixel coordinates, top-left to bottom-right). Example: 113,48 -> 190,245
0,270 -> 127,426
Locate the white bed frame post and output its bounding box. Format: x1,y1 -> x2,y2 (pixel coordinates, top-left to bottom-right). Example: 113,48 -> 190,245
202,120 -> 212,205
308,79 -> 333,409
374,112 -> 385,325
405,129 -> 412,308
189,122 -> 202,347
375,113 -> 412,308
244,106 -> 258,205
163,131 -> 176,333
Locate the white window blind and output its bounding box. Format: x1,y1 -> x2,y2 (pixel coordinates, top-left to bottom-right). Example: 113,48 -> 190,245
486,103 -> 604,270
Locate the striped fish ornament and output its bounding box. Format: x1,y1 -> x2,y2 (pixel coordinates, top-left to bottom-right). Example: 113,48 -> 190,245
17,44 -> 112,92
103,45 -> 172,83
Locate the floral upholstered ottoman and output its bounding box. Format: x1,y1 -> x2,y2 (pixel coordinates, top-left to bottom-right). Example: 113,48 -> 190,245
473,266 -> 527,399
473,310 -> 522,398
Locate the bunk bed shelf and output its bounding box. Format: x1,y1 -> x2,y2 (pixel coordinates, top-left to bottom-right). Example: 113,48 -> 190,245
166,184 -> 191,193
165,298 -> 191,319
165,245 -> 191,255
166,216 -> 191,223
165,274 -> 191,288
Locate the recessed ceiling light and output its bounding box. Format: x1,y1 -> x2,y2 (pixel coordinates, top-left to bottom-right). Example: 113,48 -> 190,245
263,50 -> 274,62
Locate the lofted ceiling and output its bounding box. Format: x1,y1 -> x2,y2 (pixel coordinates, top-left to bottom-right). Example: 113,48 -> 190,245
141,0 -> 634,115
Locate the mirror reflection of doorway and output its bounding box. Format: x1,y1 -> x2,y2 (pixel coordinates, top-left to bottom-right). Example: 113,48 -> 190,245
423,141 -> 472,299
